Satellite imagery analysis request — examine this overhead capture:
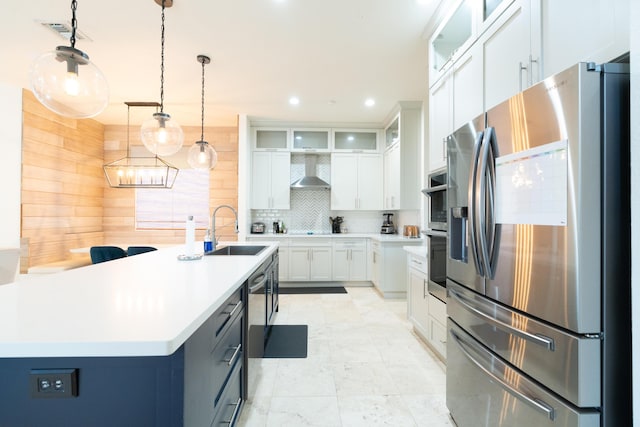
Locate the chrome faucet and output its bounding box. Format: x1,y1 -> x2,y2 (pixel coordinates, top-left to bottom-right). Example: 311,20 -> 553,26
211,204 -> 239,249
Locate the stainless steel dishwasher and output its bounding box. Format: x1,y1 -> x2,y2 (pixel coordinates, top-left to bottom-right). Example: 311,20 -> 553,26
247,258 -> 269,359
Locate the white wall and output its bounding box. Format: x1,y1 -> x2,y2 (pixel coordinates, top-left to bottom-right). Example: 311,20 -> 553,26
630,0 -> 639,424
0,84 -> 21,249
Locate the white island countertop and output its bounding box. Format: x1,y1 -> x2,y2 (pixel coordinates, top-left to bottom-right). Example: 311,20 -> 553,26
0,243 -> 278,359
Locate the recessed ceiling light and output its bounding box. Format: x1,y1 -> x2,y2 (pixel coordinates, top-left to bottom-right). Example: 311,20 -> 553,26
289,96 -> 300,105
365,98 -> 375,107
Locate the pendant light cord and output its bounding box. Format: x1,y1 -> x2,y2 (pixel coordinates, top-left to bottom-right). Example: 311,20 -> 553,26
70,0 -> 77,48
159,0 -> 166,113
200,58 -> 206,142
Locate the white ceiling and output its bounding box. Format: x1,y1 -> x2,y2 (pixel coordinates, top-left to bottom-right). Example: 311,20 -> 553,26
1,0 -> 440,127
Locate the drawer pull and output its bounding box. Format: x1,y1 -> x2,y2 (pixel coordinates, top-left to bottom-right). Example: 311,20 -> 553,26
224,344 -> 242,367
223,397 -> 243,425
227,300 -> 242,319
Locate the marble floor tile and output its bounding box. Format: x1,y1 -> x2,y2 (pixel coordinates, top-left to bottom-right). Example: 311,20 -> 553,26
272,359 -> 337,397
238,286 -> 452,427
267,396 -> 341,427
401,394 -> 456,427
332,362 -> 398,396
338,395 -> 418,427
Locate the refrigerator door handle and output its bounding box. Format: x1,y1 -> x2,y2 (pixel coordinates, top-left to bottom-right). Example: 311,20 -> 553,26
485,128 -> 500,278
449,288 -> 556,351
450,328 -> 556,421
478,128 -> 493,279
468,130 -> 484,277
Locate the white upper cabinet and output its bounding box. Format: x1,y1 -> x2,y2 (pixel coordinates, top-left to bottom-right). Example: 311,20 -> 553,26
333,130 -> 379,152
254,128 -> 289,151
481,0 -> 540,110
291,129 -> 330,152
541,0 -> 629,79
383,143 -> 401,209
251,151 -> 291,209
331,153 -> 383,211
383,102 -> 422,207
429,73 -> 452,172
429,0 -> 476,84
452,41 -> 483,131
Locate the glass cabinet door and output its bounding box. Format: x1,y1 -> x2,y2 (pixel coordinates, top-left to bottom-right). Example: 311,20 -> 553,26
292,129 -> 330,151
255,129 -> 289,150
431,0 -> 474,75
333,130 -> 378,151
385,116 -> 399,148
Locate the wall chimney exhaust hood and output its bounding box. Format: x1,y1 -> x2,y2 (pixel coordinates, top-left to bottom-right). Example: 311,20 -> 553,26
290,155 -> 330,189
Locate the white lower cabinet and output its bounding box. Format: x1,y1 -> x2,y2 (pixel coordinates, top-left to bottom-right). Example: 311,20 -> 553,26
370,240 -> 381,287
428,295 -> 447,359
407,253 -> 429,340
375,241 -> 423,299
278,246 -> 289,282
332,239 -> 367,281
406,249 -> 447,361
288,239 -> 332,281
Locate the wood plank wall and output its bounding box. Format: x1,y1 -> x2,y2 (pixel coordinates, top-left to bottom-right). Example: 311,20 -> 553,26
21,89 -> 239,271
102,123 -> 239,246
21,90 -> 105,270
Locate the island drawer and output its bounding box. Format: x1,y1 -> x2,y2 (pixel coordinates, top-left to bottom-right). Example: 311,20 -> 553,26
212,287 -> 244,341
211,308 -> 244,402
211,362 -> 244,427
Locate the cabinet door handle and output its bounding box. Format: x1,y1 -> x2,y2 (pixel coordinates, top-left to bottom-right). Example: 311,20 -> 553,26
224,343 -> 242,366
529,54 -> 539,86
519,61 -> 528,90
442,138 -> 447,161
223,397 -> 243,425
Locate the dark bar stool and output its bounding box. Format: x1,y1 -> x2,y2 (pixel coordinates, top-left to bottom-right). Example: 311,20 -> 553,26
90,246 -> 127,264
127,246 -> 157,256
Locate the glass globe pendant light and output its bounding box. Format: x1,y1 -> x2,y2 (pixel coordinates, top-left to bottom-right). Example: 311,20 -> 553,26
187,55 -> 218,170
140,0 -> 184,157
29,0 -> 109,118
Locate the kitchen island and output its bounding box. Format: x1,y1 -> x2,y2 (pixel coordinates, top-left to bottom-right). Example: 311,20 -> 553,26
0,243 -> 278,426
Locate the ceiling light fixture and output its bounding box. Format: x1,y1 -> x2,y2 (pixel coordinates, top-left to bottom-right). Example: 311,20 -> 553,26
140,0 -> 184,157
289,96 -> 300,105
187,55 -> 218,170
29,0 -> 109,118
365,98 -> 376,107
103,102 -> 179,189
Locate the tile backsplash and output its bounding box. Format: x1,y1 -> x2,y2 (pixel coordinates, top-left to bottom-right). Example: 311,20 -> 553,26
251,191 -> 416,235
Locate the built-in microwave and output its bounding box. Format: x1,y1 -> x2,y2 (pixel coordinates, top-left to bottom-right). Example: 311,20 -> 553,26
422,168 -> 447,231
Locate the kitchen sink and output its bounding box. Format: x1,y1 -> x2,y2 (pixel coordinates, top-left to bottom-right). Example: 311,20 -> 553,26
206,245 -> 267,256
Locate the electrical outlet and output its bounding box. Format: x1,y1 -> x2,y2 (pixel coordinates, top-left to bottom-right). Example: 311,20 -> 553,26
30,369 -> 78,398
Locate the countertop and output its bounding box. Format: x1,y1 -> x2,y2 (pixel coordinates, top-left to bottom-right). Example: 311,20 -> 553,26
248,232 -> 423,243
0,242 -> 278,358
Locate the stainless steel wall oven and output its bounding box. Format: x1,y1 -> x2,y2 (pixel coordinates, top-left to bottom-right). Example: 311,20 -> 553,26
422,168 -> 448,232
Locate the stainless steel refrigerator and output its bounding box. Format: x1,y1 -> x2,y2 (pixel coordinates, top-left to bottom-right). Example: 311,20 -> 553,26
446,62 -> 630,427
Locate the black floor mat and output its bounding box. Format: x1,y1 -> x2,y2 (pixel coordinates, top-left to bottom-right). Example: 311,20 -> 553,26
279,286 -> 347,294
263,325 -> 308,358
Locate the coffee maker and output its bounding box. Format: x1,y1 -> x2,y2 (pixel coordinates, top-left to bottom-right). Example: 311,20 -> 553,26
330,216 -> 343,234
380,213 -> 396,234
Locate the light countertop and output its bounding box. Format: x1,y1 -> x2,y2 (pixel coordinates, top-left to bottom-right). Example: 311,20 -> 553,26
248,233 -> 423,244
0,242 -> 278,358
